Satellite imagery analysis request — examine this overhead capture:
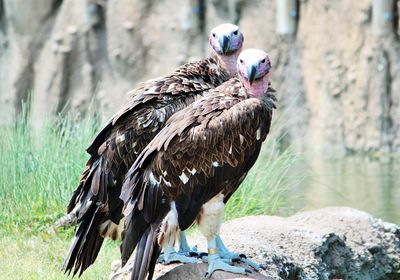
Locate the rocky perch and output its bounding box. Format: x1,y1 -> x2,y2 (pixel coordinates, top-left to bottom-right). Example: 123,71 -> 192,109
110,207 -> 400,280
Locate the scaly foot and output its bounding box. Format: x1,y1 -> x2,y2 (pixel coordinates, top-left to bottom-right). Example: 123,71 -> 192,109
158,251 -> 199,264
216,235 -> 265,271
200,252 -> 233,264
178,231 -> 200,257
158,238 -> 200,265
205,254 -> 251,278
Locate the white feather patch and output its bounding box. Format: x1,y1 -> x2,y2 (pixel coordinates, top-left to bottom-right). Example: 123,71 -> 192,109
256,128 -> 261,140
157,108 -> 166,122
116,134 -> 125,143
179,171 -> 189,184
212,161 -> 219,167
149,172 -> 160,185
167,83 -> 177,92
228,145 -> 233,154
145,85 -> 158,93
239,134 -> 244,145
162,177 -> 172,187
188,168 -> 197,175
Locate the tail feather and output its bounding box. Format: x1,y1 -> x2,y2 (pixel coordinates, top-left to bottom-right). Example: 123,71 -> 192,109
76,210 -> 104,276
120,163 -> 169,279
147,243 -> 161,280
119,211 -> 162,280
63,205 -> 105,276
67,158 -> 99,213
120,211 -> 148,266
131,224 -> 160,280
63,157 -> 120,276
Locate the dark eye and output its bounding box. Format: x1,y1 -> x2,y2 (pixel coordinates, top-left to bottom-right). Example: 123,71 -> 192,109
233,30 -> 238,35
212,33 -> 216,38
261,59 -> 266,63
239,59 -> 243,63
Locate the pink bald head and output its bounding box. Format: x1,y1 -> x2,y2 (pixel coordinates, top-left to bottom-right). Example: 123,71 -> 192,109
237,49 -> 271,97
209,23 -> 244,77
209,23 -> 244,55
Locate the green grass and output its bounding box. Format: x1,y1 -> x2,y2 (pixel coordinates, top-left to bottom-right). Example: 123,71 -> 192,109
0,106 -> 99,235
0,104 -> 301,279
225,141 -> 299,219
0,235 -> 120,280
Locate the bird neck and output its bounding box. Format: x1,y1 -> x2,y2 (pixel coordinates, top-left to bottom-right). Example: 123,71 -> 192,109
242,74 -> 270,98
215,48 -> 242,78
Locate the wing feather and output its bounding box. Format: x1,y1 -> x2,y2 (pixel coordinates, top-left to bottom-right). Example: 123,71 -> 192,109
65,55 -> 230,276
121,79 -> 276,233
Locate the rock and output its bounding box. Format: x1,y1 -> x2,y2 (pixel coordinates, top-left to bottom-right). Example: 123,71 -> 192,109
111,262 -> 271,280
110,207 -> 400,280
157,264 -> 272,280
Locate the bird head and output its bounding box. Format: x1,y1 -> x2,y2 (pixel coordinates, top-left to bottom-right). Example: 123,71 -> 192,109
209,23 -> 243,56
237,49 -> 271,97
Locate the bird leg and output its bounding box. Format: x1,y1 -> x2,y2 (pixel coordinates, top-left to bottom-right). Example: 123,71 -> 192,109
158,238 -> 199,264
215,234 -> 265,271
157,202 -> 199,264
158,231 -> 201,264
197,193 -> 250,278
204,236 -> 251,278
177,231 -> 200,257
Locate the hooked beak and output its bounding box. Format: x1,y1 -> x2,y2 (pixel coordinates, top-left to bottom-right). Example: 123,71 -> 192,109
247,65 -> 257,85
219,35 -> 230,54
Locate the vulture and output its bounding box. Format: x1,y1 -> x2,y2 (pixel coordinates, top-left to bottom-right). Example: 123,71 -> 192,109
63,23 -> 244,276
120,48 -> 276,279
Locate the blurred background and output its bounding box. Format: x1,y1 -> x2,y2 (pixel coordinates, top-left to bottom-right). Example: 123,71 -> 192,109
1,0 -> 399,218
1,0 -> 399,153
0,1 -> 400,278
1,0 -> 399,220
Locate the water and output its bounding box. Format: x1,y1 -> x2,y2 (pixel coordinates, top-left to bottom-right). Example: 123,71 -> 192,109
288,156 -> 400,225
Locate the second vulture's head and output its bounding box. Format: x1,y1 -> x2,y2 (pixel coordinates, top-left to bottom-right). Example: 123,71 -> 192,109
209,23 -> 244,56
237,49 -> 272,97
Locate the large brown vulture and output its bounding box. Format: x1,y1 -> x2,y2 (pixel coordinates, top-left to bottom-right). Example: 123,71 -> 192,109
120,48 -> 275,279
63,23 -> 244,276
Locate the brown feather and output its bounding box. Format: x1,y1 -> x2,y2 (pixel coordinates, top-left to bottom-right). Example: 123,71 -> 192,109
120,78 -> 277,279
64,54 -> 233,276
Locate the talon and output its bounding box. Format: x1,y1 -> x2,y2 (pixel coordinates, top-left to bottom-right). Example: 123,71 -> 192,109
204,254 -> 248,277
189,252 -> 199,257
200,252 -> 208,257
214,235 -> 264,271
245,269 -> 252,273
158,251 -> 199,264
260,264 -> 266,270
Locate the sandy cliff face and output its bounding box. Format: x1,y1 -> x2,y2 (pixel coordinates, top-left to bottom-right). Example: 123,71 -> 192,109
0,0 -> 399,154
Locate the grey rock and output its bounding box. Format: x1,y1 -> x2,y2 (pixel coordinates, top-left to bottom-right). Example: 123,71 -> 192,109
110,207 -> 400,280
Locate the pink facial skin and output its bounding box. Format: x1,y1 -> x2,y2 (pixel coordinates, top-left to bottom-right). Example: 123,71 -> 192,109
216,46 -> 243,77
209,23 -> 244,77
237,49 -> 271,97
